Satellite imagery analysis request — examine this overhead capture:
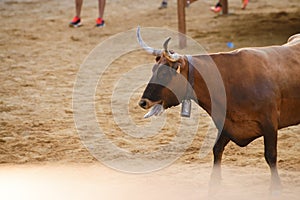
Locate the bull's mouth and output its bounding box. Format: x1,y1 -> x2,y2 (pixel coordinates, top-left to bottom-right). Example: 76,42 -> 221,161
143,104 -> 164,118
138,99 -> 165,118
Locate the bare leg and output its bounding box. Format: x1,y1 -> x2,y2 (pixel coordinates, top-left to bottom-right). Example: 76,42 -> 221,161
75,0 -> 83,18
98,0 -> 106,19
210,133 -> 230,185
242,0 -> 248,9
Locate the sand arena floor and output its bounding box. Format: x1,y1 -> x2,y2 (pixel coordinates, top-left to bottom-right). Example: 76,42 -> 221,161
0,0 -> 300,199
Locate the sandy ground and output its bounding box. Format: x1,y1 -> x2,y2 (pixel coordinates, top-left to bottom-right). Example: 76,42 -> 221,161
0,0 -> 300,199
0,163 -> 299,200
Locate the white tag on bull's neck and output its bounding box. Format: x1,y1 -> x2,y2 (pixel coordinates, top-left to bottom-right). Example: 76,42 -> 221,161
181,99 -> 191,118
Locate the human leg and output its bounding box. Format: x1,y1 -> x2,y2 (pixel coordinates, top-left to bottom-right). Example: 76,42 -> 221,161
69,0 -> 83,27
96,0 -> 106,27
98,0 -> 106,19
75,0 -> 83,18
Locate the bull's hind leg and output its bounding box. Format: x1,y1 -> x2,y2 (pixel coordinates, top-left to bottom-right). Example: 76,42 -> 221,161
210,133 -> 230,186
263,129 -> 282,194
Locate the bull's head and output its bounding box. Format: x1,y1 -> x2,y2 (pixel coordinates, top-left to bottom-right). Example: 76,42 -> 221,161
137,27 -> 190,118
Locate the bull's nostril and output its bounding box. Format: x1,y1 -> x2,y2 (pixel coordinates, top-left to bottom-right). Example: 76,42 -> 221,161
139,100 -> 147,108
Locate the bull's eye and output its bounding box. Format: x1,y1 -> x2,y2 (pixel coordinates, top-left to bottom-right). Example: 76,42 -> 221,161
156,65 -> 174,84
155,56 -> 161,62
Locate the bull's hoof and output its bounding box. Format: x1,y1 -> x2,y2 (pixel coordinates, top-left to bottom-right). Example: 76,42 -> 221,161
270,182 -> 282,197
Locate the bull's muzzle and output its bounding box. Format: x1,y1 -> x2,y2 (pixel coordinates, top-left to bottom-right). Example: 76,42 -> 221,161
139,99 -> 165,118
139,98 -> 160,109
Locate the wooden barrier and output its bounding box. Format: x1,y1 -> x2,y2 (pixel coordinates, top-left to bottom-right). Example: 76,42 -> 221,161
177,0 -> 198,48
220,0 -> 228,14
177,0 -> 228,48
177,0 -> 186,48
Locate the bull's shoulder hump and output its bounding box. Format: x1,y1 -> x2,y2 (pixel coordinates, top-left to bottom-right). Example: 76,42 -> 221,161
287,33 -> 300,44
209,48 -> 270,66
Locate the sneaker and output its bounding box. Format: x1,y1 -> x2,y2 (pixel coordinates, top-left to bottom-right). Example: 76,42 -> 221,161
158,1 -> 167,9
69,16 -> 81,27
210,5 -> 222,13
241,0 -> 248,9
96,18 -> 105,27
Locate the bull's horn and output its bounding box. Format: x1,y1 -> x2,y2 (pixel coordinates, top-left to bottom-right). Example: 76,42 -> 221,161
163,37 -> 171,52
137,26 -> 162,56
162,37 -> 181,62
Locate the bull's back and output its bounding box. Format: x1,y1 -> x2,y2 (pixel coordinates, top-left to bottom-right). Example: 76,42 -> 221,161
212,35 -> 300,130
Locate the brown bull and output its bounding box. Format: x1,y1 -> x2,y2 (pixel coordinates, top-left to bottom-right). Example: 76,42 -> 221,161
137,27 -> 300,192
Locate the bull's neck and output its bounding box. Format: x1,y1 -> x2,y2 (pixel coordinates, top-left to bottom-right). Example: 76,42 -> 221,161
187,55 -> 224,117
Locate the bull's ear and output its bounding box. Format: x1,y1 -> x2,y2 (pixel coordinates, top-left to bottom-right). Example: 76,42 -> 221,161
177,57 -> 187,71
176,65 -> 181,74
173,62 -> 181,74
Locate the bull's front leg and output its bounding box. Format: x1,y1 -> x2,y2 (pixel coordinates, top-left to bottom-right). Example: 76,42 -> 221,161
210,133 -> 230,186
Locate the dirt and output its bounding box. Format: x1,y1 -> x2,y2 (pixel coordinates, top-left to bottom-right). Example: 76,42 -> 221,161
0,0 -> 300,199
